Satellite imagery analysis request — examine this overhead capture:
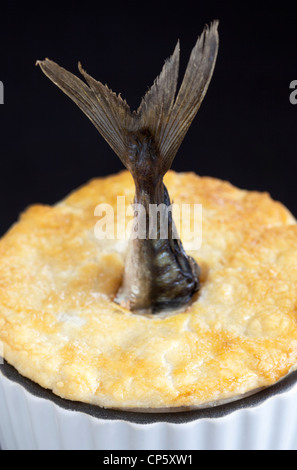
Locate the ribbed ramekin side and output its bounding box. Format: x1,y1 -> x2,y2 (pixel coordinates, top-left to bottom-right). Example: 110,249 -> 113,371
190,385 -> 297,451
1,371 -> 297,450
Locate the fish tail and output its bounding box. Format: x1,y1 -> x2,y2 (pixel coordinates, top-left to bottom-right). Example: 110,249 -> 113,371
36,21 -> 219,177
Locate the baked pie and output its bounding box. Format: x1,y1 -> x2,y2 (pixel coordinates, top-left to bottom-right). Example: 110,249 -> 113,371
1,21 -> 297,413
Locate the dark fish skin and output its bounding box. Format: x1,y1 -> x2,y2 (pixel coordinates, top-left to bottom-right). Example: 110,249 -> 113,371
115,130 -> 200,313
36,21 -> 219,314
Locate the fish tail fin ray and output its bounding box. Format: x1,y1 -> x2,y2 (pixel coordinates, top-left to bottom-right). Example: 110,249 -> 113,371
36,21 -> 218,175
138,20 -> 219,174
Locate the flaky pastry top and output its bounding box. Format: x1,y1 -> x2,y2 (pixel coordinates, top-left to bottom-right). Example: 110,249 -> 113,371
1,170 -> 297,410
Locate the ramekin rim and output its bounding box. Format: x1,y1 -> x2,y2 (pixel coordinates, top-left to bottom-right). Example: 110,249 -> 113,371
1,359 -> 297,425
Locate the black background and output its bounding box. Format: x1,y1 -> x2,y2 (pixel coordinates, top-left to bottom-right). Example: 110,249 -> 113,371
0,3 -> 296,236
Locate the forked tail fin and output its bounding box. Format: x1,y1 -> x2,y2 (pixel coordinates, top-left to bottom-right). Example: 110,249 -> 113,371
36,21 -> 219,176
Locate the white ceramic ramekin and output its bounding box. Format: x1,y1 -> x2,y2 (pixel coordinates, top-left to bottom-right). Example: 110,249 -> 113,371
1,360 -> 297,450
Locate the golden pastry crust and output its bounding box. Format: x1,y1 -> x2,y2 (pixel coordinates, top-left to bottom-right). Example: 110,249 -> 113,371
1,170 -> 297,409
